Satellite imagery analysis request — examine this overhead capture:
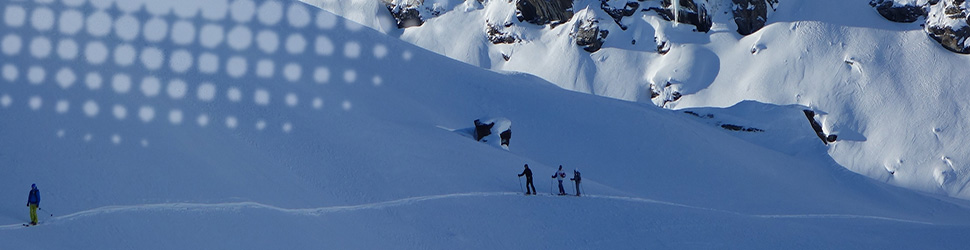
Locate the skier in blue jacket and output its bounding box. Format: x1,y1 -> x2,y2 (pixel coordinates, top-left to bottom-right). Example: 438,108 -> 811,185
27,184 -> 40,225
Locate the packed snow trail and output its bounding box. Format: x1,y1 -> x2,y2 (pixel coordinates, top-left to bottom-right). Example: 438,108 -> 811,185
0,192 -> 936,230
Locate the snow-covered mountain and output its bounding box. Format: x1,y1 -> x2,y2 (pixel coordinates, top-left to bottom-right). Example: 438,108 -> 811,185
311,0 -> 970,201
2,0 -> 970,248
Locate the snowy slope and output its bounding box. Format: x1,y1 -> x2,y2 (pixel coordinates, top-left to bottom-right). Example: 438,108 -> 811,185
311,0 -> 970,201
2,0 -> 970,249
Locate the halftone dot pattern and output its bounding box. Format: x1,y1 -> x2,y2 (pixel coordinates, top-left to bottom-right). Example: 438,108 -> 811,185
2,34 -> 23,55
113,104 -> 127,120
57,39 -> 78,60
1,0 -> 389,147
56,67 -> 75,89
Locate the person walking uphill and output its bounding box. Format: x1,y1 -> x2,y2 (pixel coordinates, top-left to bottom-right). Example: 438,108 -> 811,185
518,164 -> 537,195
27,184 -> 40,225
553,165 -> 566,195
570,169 -> 582,197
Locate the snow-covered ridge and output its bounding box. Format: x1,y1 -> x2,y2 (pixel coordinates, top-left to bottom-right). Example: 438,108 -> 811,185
310,0 -> 970,200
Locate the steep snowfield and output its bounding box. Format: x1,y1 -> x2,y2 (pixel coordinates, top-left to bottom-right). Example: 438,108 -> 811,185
2,0 -> 970,248
311,0 -> 970,200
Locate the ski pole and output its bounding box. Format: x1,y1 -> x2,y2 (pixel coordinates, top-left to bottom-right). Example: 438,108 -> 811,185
518,176 -> 524,193
38,207 -> 53,217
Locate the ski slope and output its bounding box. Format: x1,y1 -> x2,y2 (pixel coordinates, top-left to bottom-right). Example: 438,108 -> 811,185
1,0 -> 970,248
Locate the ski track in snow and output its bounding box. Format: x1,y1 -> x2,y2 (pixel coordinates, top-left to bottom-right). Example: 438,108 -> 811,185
0,192 -> 934,229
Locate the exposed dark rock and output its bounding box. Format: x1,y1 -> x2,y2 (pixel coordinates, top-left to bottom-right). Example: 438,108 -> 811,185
732,0 -> 778,35
474,119 -> 495,141
803,110 -> 830,145
516,0 -> 575,26
500,128 -> 512,147
684,111 -> 715,119
720,124 -> 765,132
869,0 -> 926,23
466,117 -> 512,149
601,1 -> 641,30
487,23 -> 519,44
574,17 -> 609,52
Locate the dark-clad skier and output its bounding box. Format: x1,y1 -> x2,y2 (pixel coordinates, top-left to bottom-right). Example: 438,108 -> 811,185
518,164 -> 536,195
570,169 -> 582,197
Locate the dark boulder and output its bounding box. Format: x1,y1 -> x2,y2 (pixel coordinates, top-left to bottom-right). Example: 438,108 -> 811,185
869,0 -> 927,23
474,119 -> 495,141
574,17 -> 609,52
732,0 -> 779,35
500,129 -> 512,147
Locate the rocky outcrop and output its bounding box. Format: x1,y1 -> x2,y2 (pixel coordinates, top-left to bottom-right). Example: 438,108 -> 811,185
870,0 -> 970,54
573,15 -> 609,52
516,0 -> 574,26
487,22 -> 519,44
385,2 -> 424,28
926,0 -> 970,53
869,0 -> 928,22
803,110 -> 837,145
600,0 -> 641,30
732,0 -> 779,35
469,118 -> 512,149
650,81 -> 682,108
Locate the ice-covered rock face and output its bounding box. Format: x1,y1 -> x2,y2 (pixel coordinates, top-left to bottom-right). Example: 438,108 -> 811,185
658,0 -> 713,33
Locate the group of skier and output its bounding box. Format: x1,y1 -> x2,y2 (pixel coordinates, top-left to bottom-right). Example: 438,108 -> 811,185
23,165 -> 585,225
518,164 -> 582,196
